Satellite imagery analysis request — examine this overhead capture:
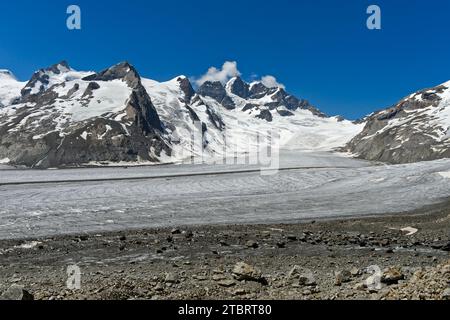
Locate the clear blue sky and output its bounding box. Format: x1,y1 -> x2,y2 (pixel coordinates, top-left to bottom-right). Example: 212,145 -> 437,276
1,0 -> 449,119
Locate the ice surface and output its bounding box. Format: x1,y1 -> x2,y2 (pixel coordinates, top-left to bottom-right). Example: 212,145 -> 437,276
1,153 -> 450,240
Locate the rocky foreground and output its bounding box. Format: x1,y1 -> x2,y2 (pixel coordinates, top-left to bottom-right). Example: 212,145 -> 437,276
0,202 -> 449,301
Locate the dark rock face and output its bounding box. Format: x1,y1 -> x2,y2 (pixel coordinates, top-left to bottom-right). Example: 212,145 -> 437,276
277,109 -> 294,117
345,83 -> 450,164
177,77 -> 195,103
249,82 -> 271,99
229,77 -> 250,98
256,109 -> 273,122
84,62 -> 163,132
83,62 -> 140,88
197,81 -> 236,110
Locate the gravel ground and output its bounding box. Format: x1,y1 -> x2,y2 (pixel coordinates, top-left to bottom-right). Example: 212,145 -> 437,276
0,201 -> 449,300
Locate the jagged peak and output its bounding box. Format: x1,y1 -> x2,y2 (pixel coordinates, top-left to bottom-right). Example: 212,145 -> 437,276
82,61 -> 141,88
177,76 -> 195,102
226,76 -> 250,98
39,60 -> 72,75
198,80 -> 224,88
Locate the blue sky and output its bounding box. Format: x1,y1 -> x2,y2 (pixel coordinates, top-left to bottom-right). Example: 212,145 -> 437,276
1,0 -> 449,119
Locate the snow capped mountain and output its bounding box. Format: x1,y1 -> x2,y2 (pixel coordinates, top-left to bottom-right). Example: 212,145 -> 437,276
10,59 -> 447,168
345,80 -> 450,163
0,69 -> 26,107
141,74 -> 362,164
0,62 -> 169,168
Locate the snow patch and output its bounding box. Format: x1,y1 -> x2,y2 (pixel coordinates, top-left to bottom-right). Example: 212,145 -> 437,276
438,171 -> 450,179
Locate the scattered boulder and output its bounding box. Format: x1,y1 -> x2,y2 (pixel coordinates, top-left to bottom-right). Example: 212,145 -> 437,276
441,242 -> 450,252
246,240 -> 259,249
287,266 -> 316,286
381,267 -> 404,285
0,285 -> 34,300
442,288 -> 450,300
276,242 -> 286,249
335,270 -> 352,286
232,262 -> 265,283
350,267 -> 361,277
164,272 -> 178,284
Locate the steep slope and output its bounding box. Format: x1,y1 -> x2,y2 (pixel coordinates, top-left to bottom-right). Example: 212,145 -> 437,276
0,70 -> 26,107
0,62 -> 170,168
346,81 -> 450,163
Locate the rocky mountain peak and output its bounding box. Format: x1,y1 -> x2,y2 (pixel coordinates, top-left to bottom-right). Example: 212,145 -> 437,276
227,76 -> 250,99
249,82 -> 270,98
197,81 -> 235,110
345,80 -> 450,164
176,76 -> 195,103
20,61 -> 73,99
47,61 -> 71,74
82,61 -> 141,88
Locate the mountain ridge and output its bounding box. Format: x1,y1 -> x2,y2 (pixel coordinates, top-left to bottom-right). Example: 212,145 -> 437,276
1,61 -> 449,167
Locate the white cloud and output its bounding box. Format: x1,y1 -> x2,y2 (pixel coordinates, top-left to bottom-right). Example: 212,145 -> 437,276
194,61 -> 241,86
259,75 -> 285,89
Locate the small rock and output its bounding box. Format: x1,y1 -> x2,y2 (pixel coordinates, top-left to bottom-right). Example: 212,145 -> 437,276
287,266 -> 316,286
212,274 -> 227,281
232,288 -> 247,296
246,240 -> 259,249
164,272 -> 178,284
171,228 -> 181,235
0,285 -> 34,301
232,262 -> 265,283
350,267 -> 361,277
154,283 -> 164,292
353,282 -> 366,291
335,270 -> 352,286
276,242 -> 286,248
217,280 -> 236,288
287,235 -> 297,242
442,288 -> 450,300
381,267 -> 404,285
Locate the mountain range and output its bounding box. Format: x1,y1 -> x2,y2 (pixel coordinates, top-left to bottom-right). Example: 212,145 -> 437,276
0,61 -> 449,168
